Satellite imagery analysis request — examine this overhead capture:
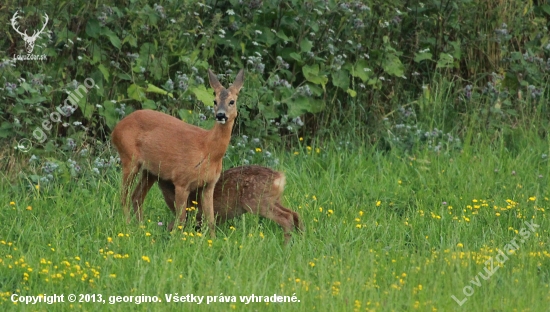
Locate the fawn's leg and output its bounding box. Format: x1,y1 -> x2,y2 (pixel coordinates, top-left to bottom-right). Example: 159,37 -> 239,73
261,204 -> 295,244
276,203 -> 304,232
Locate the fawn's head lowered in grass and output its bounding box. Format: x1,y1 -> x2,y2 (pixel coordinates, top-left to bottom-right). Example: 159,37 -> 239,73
111,69 -> 244,237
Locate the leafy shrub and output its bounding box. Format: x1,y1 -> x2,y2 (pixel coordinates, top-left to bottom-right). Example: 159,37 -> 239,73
0,0 -> 549,155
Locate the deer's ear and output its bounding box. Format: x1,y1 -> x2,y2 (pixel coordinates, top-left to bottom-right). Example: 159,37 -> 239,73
229,69 -> 245,94
208,69 -> 223,91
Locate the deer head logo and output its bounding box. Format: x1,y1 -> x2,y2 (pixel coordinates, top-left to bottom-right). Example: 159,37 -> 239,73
11,11 -> 49,54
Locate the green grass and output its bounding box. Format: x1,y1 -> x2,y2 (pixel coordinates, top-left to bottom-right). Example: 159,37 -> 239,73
1,135 -> 549,311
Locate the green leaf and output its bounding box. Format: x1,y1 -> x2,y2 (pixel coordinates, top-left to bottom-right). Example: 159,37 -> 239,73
109,35 -> 121,49
21,96 -> 48,104
139,42 -> 157,58
510,52 -> 522,61
346,89 -> 357,97
103,29 -> 121,49
502,72 -> 519,91
310,21 -> 319,32
0,122 -> 14,138
289,52 -> 302,61
302,64 -> 328,89
98,64 -> 110,82
91,43 -> 102,65
368,78 -> 382,89
12,103 -> 27,115
332,69 -> 350,90
300,39 -> 313,53
189,85 -> 214,105
147,11 -> 159,26
85,19 -> 100,39
123,34 -> 138,48
178,109 -> 193,122
77,96 -> 94,120
449,40 -> 462,60
127,84 -> 147,101
117,73 -> 132,80
414,52 -> 433,63
276,30 -> 290,42
382,54 -> 404,77
142,99 -> 157,110
287,96 -> 325,117
436,53 -> 454,68
351,60 -> 371,82
98,100 -> 119,130
308,84 -> 323,96
258,102 -> 279,119
90,70 -> 104,96
257,26 -> 277,45
146,84 -> 173,98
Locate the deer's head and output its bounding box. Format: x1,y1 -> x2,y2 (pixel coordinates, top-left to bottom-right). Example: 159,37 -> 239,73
208,69 -> 245,125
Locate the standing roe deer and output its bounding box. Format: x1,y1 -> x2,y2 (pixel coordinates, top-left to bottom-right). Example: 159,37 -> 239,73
156,165 -> 303,243
111,69 -> 244,237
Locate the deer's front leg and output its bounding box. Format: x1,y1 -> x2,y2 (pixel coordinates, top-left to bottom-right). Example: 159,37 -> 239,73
201,183 -> 217,238
171,185 -> 190,231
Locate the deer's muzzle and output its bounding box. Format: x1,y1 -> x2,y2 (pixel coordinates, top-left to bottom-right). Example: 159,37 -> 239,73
215,112 -> 228,124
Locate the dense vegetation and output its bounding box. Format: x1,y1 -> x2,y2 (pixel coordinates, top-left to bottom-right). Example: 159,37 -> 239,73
0,0 -> 549,311
1,0 -> 549,153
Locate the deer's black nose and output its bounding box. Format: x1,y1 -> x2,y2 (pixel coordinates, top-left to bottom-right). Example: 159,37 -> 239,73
216,112 -> 227,121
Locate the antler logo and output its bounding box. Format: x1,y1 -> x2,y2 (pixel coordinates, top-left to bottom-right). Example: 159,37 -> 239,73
11,11 -> 49,54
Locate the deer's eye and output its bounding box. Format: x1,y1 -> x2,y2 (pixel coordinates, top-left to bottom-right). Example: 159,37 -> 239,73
229,100 -> 235,105
213,100 -> 217,105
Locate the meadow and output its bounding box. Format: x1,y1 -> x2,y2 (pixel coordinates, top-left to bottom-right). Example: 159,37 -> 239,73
1,1 -> 549,310
1,131 -> 549,311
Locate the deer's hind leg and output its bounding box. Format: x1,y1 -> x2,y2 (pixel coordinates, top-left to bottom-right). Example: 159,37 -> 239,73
275,202 -> 304,233
120,156 -> 141,223
257,201 -> 296,244
131,170 -> 157,222
157,178 -> 176,214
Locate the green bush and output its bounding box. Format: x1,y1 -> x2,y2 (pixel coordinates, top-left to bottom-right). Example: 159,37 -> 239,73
1,0 -> 549,154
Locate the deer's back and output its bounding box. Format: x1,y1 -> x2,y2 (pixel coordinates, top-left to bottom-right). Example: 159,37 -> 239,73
112,109 -> 213,179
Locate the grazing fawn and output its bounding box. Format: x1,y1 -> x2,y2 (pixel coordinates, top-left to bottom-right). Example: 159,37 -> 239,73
111,69 -> 244,237
156,165 -> 303,243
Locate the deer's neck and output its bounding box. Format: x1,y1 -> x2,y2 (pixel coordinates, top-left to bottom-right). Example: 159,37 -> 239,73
205,120 -> 234,161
